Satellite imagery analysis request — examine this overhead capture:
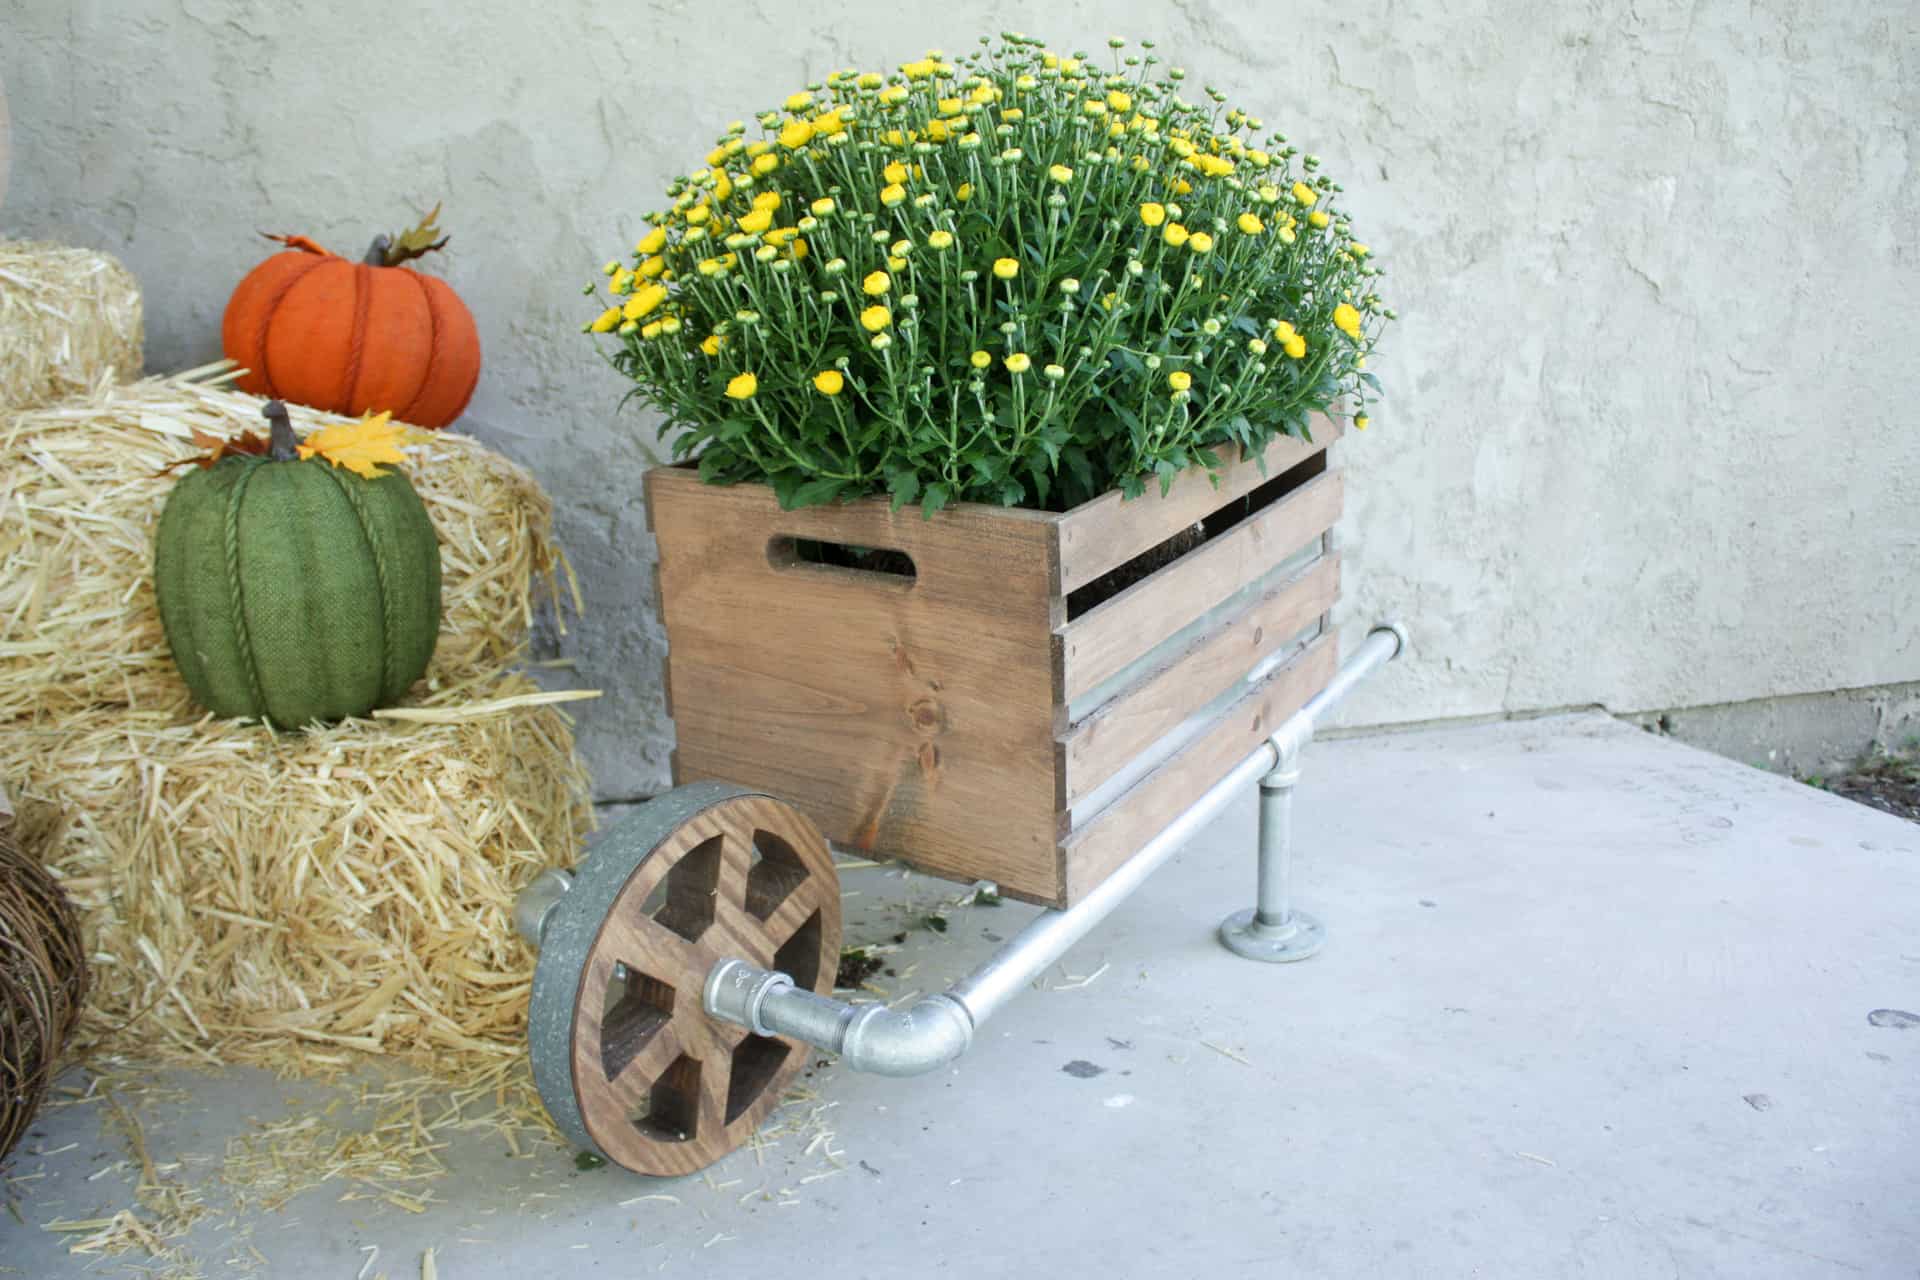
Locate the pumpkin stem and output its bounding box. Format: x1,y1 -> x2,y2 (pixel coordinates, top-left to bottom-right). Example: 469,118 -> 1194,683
363,234 -> 393,266
263,401 -> 299,461
368,203 -> 450,267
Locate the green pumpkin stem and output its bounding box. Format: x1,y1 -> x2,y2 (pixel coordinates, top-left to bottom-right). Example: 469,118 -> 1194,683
263,400 -> 299,461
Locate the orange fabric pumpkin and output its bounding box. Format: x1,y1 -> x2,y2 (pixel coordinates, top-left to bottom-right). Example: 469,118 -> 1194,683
222,209 -> 480,428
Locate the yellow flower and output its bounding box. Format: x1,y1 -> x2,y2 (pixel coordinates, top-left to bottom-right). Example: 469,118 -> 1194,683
1005,352 -> 1031,373
863,270 -> 891,296
955,182 -> 974,202
700,334 -> 724,356
1355,415 -> 1370,431
1309,211 -> 1330,229
860,304 -> 892,331
637,256 -> 667,280
1271,319 -> 1297,340
1169,137 -> 1195,159
1107,89 -> 1132,112
810,197 -> 836,216
887,255 -> 907,271
752,153 -> 780,175
726,371 -> 758,399
705,145 -> 729,167
813,108 -> 849,137
1291,181 -> 1318,206
713,171 -> 733,202
1188,231 -> 1214,253
1167,370 -> 1192,391
753,191 -> 782,211
1015,73 -> 1038,90
623,283 -> 667,320
636,226 -> 668,255
938,96 -> 962,114
785,91 -> 814,112
685,204 -> 711,225
1283,334 -> 1307,359
884,160 -> 910,185
1171,178 -> 1192,195
1049,163 -> 1074,183
609,266 -> 633,294
927,229 -> 954,249
970,349 -> 991,369
1278,226 -> 1297,245
1162,222 -> 1190,247
589,307 -> 621,333
813,369 -> 845,395
881,183 -> 906,206
737,207 -> 773,235
779,119 -> 814,149
1333,303 -> 1363,338
640,320 -> 663,340
993,257 -> 1019,280
1237,212 -> 1264,235
879,84 -> 909,105
1350,243 -> 1370,257
857,71 -> 884,89
618,319 -> 637,335
901,58 -> 936,80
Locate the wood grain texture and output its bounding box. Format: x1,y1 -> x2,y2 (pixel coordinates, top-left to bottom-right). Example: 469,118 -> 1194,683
1059,554 -> 1340,806
647,467 -> 1067,904
570,792 -> 841,1177
1060,630 -> 1339,902
1056,414 -> 1343,595
1059,470 -> 1345,703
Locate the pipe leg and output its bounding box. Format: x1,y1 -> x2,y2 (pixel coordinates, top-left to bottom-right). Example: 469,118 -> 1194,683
1218,752 -> 1326,963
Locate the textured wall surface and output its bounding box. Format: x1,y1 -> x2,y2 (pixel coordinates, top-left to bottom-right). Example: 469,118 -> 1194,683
5,2 -> 1915,799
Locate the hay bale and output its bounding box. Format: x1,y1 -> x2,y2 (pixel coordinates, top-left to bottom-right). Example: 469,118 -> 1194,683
0,241 -> 144,413
0,372 -> 578,723
2,670 -> 594,1077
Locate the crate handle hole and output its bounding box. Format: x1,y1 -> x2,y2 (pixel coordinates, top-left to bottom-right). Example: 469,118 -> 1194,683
768,536 -> 918,583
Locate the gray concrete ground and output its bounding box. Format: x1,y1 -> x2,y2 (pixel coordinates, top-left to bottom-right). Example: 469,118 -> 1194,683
4,713 -> 1917,1279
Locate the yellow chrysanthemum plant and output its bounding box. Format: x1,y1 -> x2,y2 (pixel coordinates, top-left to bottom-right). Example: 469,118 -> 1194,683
586,33 -> 1392,513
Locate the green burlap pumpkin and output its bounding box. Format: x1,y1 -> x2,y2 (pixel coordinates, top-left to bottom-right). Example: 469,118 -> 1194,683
154,401 -> 442,728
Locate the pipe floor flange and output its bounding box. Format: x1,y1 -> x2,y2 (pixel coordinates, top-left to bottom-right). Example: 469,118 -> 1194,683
1217,907 -> 1326,963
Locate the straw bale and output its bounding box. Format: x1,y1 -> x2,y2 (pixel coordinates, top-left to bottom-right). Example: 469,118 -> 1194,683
1,669 -> 594,1077
0,370 -> 577,723
0,240 -> 144,414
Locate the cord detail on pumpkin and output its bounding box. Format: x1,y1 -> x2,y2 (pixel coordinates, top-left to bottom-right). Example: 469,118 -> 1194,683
223,465 -> 271,721
319,464 -> 403,703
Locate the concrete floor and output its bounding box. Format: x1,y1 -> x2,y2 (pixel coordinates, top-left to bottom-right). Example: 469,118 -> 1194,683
4,713 -> 1917,1278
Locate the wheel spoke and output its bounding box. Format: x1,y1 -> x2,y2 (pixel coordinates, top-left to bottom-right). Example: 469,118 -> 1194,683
697,1048 -> 732,1138
602,1021 -> 686,1102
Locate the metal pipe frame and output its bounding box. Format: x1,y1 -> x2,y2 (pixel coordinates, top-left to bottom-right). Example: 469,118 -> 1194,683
702,621 -> 1409,1076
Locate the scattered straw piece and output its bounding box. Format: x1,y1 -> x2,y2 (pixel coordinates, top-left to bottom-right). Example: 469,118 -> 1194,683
0,241 -> 142,415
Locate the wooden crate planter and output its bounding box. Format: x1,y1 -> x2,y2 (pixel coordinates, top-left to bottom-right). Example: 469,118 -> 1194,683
646,414 -> 1346,909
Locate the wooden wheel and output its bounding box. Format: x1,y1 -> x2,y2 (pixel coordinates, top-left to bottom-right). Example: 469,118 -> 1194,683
528,783 -> 841,1176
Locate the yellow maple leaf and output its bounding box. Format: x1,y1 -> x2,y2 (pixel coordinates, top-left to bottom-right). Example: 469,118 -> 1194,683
296,410 -> 406,479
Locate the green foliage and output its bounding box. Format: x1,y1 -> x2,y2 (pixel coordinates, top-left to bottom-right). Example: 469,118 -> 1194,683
587,33 -> 1392,512
153,453 -> 442,728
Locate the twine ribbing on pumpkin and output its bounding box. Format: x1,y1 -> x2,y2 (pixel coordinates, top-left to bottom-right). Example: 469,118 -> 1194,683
219,463 -> 271,719
321,460 -> 408,704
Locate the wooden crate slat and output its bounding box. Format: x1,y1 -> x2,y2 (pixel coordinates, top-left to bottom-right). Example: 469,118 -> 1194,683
1056,413 -> 1343,596
1058,553 -> 1340,807
646,465 -> 1068,905
1058,469 -> 1345,704
1059,630 -> 1339,902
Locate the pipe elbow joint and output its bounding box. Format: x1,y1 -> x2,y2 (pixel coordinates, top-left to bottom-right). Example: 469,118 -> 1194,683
839,994 -> 975,1077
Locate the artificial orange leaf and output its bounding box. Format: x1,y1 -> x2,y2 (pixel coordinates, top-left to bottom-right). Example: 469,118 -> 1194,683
296,410 -> 406,479
154,426 -> 272,476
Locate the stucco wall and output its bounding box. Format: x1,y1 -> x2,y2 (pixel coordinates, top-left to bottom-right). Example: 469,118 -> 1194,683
5,2 -> 1916,799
